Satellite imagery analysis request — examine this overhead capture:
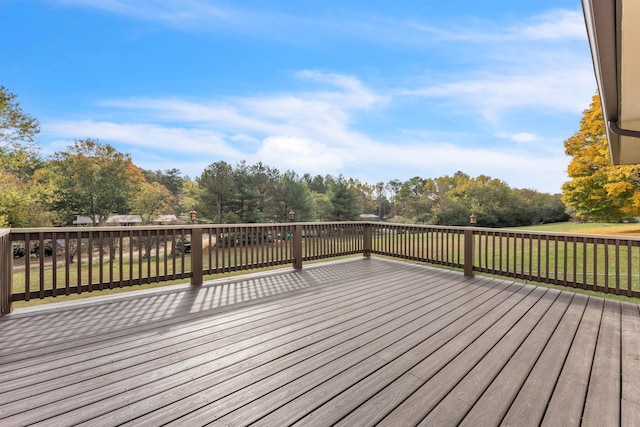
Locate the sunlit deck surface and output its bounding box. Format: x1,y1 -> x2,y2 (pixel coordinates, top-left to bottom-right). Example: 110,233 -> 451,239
2,257 -> 640,426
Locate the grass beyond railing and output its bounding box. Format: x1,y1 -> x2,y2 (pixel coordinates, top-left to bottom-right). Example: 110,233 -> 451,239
4,222 -> 640,315
473,229 -> 640,296
370,224 -> 640,297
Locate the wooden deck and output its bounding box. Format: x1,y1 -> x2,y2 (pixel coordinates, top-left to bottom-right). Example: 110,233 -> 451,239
1,257 -> 640,426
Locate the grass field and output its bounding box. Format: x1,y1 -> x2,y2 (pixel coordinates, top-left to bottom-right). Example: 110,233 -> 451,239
509,222 -> 640,236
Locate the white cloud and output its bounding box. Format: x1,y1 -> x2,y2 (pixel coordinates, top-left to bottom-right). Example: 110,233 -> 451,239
229,134 -> 260,145
40,66 -> 578,193
404,8 -> 585,44
518,10 -> 586,41
55,0 -> 238,29
255,136 -> 346,175
495,132 -> 539,143
44,120 -> 244,158
397,67 -> 594,127
347,140 -> 569,193
99,71 -> 383,150
295,70 -> 385,108
394,11 -> 595,125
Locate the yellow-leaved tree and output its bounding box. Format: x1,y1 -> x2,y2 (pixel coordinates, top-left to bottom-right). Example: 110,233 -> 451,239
562,93 -> 640,222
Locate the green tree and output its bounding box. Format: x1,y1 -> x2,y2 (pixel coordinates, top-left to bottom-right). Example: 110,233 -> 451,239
328,176 -> 359,221
304,173 -> 330,194
312,192 -> 332,220
229,161 -> 262,223
249,162 -> 280,221
0,86 -> 44,226
426,172 -> 469,225
131,182 -> 175,224
178,178 -> 202,220
395,176 -> 427,219
0,170 -> 33,227
197,161 -> 234,223
0,86 -> 41,179
374,181 -> 390,220
0,86 -> 39,152
50,138 -> 143,225
142,168 -> 184,214
275,171 -> 314,221
518,189 -> 569,224
562,93 -> 640,221
349,178 -> 377,216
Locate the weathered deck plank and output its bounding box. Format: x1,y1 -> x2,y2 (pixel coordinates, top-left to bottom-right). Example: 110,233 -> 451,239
457,293 -> 588,426
4,262 -> 450,425
376,286 -> 556,426
582,298 -> 622,426
115,271 -> 496,426
621,301 -> 640,425
498,293 -> 587,425
0,257 -> 638,426
541,296 -> 604,426
263,280 -> 517,426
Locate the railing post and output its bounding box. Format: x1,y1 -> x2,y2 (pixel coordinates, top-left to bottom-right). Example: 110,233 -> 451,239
191,227 -> 203,286
363,223 -> 372,258
464,228 -> 474,277
292,224 -> 303,270
1,229 -> 13,315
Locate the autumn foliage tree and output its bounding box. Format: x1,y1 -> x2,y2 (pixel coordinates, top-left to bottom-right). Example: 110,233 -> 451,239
0,86 -> 44,226
562,93 -> 640,222
50,138 -> 144,225
132,182 -> 175,224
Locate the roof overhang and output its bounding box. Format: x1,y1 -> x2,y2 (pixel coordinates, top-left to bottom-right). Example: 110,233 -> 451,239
583,0 -> 640,164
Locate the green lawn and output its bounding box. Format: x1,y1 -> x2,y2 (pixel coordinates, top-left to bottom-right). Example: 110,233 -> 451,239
508,221 -> 640,235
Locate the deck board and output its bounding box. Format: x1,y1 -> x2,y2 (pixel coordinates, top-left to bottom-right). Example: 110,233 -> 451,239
428,291 -> 578,426
621,302 -> 640,414
582,298 -> 622,426
296,281 -> 526,427
0,257 -> 638,426
377,286 -> 557,426
458,293 -> 588,426
498,292 -> 584,426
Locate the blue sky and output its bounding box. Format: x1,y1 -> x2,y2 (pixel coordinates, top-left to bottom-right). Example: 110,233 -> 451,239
1,0 -> 595,194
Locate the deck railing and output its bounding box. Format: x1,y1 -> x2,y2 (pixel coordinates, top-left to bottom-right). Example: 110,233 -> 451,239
1,229 -> 12,315
3,222 -> 640,314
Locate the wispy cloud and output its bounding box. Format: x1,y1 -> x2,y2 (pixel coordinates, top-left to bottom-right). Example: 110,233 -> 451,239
518,10 -> 586,40
49,1 -> 586,48
393,9 -> 594,126
494,132 -> 539,143
34,3 -> 592,193
45,120 -> 244,158
400,64 -> 593,123
98,70 -> 384,146
407,9 -> 586,43
42,68 -> 575,192
55,0 -> 239,28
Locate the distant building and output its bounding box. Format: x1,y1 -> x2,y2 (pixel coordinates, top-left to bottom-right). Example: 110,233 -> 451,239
72,215 -> 102,226
151,215 -> 178,224
359,214 -> 380,221
104,215 -> 143,226
73,214 -> 177,226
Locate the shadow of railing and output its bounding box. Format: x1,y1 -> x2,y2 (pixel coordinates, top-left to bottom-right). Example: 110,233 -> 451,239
0,258 -> 377,362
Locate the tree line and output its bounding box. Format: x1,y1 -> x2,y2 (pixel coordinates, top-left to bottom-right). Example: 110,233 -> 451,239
1,85 -> 571,228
